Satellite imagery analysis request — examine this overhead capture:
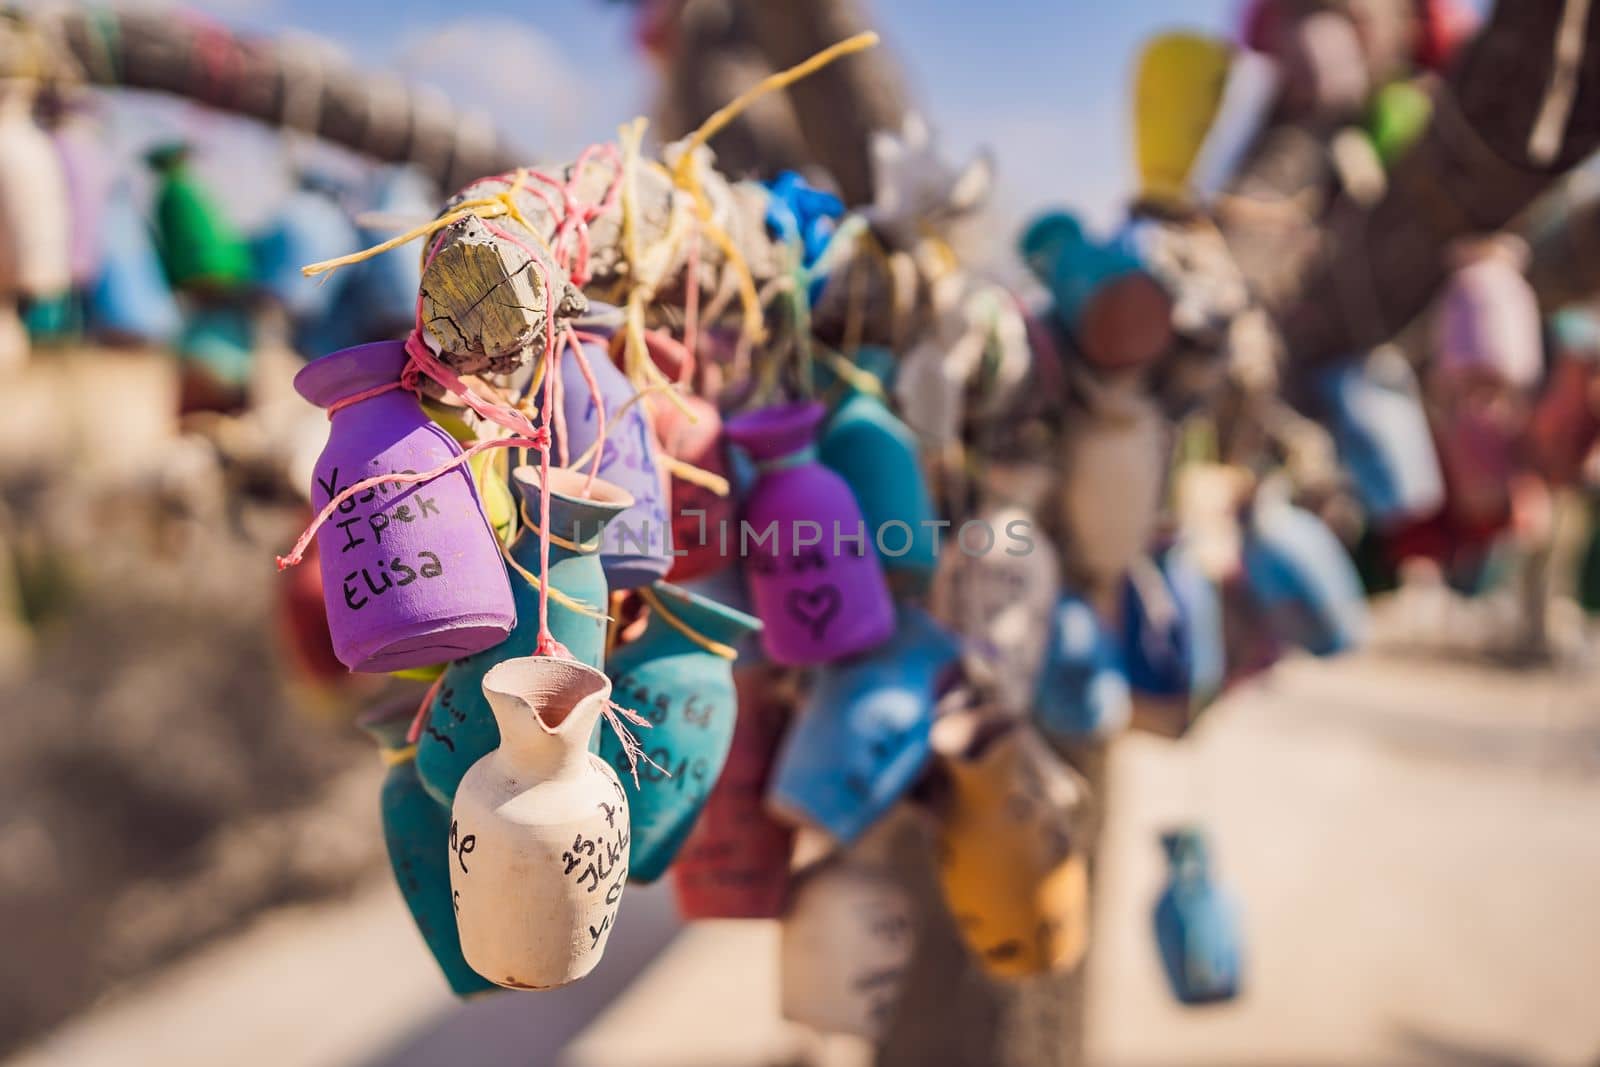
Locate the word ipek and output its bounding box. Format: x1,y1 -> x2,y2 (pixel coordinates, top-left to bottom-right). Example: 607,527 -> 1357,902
342,550 -> 444,611
316,467 -> 444,554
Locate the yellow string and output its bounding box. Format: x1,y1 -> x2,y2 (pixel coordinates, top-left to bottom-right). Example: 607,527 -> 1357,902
499,536 -> 608,619
301,169 -> 551,279
638,587 -> 737,660
663,456 -> 732,496
674,31 -> 880,166
380,744 -> 417,767
517,498 -> 599,553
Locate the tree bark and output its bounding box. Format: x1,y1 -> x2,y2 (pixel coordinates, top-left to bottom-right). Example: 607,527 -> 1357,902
735,0 -> 909,206
1274,0 -> 1600,373
0,9 -> 527,190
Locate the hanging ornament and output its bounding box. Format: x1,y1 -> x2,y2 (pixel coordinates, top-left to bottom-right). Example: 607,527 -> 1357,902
931,711 -> 1092,978
451,657 -> 630,989
358,699 -> 496,998
671,663 -> 797,919
819,367 -> 941,596
291,340 -> 516,672
769,604 -> 958,845
780,819 -> 918,1041
1033,593 -> 1132,744
598,582 -> 762,883
416,467 -> 632,805
1154,826 -> 1245,1006
724,401 -> 896,665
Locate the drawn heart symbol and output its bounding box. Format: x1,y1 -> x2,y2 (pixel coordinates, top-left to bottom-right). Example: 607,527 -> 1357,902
784,584 -> 842,642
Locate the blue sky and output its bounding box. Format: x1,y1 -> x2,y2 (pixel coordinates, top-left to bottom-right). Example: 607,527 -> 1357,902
119,0 -> 1238,239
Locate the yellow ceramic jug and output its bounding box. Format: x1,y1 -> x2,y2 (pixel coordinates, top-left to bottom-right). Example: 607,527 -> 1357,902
1132,33 -> 1233,209
931,711 -> 1092,979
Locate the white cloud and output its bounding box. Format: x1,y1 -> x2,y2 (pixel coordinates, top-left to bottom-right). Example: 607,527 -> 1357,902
392,18 -> 592,165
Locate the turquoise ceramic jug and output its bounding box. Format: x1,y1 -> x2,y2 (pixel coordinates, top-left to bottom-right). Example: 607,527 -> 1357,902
1154,826 -> 1244,1006
769,605 -> 960,845
415,466 -> 631,805
358,700 -> 496,998
599,582 -> 763,883
1243,490 -> 1369,657
1032,593 -> 1131,743
819,384 -> 940,596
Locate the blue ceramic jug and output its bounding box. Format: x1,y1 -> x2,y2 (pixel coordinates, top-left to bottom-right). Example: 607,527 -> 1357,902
1154,826 -> 1244,1006
252,175 -> 359,320
549,336 -> 673,589
599,582 -> 763,883
1162,544 -> 1225,709
1318,349 -> 1444,528
1243,492 -> 1369,657
415,466 -> 631,805
1121,558 -> 1194,702
358,700 -> 496,998
769,605 -> 959,845
88,187 -> 180,345
819,384 -> 939,596
1033,593 -> 1131,743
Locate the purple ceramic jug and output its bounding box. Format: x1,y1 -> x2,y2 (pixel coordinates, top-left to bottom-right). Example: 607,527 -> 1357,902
723,401 -> 895,665
549,338 -> 673,590
294,340 -> 516,672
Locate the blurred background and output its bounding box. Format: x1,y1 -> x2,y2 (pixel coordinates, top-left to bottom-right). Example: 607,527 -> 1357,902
3,1 -> 1600,1066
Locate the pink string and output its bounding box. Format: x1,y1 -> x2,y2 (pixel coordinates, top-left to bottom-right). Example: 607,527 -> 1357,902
326,380 -> 404,418
405,670 -> 447,747
566,329 -> 607,493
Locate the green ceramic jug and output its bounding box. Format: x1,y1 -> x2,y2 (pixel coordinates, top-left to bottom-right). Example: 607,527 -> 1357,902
599,582 -> 762,883
357,700 -> 495,998
415,466 -> 632,806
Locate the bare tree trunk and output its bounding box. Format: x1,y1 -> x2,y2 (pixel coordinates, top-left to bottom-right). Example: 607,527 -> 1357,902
735,0 -> 908,205
1,10 -> 527,190
651,0 -> 813,182
1274,0 -> 1600,372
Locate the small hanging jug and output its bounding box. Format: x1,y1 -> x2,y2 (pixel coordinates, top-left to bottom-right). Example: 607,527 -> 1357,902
780,819 -> 919,1041
930,711 -> 1092,978
451,657 -> 630,990
640,330 -> 736,583
1060,382 -> 1168,590
1317,348 -> 1444,529
1033,592 -> 1131,743
294,340 -> 516,672
88,185 -> 181,346
357,700 -> 495,998
671,664 -> 798,919
598,582 -> 762,883
1242,484 -> 1368,657
416,466 -> 632,805
723,401 -> 896,665
550,335 -> 673,589
1154,826 -> 1244,1005
935,462 -> 1060,716
819,381 -> 940,596
769,605 -> 959,845
0,78 -> 71,303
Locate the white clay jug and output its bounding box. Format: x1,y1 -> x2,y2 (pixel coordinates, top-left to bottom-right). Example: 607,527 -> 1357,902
450,656 -> 629,990
0,79 -> 71,299
780,817 -> 919,1041
1060,380 -> 1168,588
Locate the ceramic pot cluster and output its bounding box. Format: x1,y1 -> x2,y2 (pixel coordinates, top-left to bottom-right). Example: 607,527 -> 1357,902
295,340 -> 516,673
451,657 -> 631,990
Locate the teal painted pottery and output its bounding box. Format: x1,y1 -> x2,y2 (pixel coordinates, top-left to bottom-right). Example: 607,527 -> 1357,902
599,582 -> 763,884
1032,593 -> 1131,743
819,388 -> 939,596
415,466 -> 631,806
1154,826 -> 1244,1006
357,700 -> 495,998
768,605 -> 960,845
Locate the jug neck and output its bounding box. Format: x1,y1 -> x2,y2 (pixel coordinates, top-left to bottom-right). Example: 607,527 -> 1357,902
482,658 -> 612,781
639,584 -> 761,656
754,444 -> 818,474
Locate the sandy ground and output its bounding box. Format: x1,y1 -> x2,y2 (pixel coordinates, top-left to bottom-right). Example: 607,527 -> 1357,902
8,649 -> 1600,1067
